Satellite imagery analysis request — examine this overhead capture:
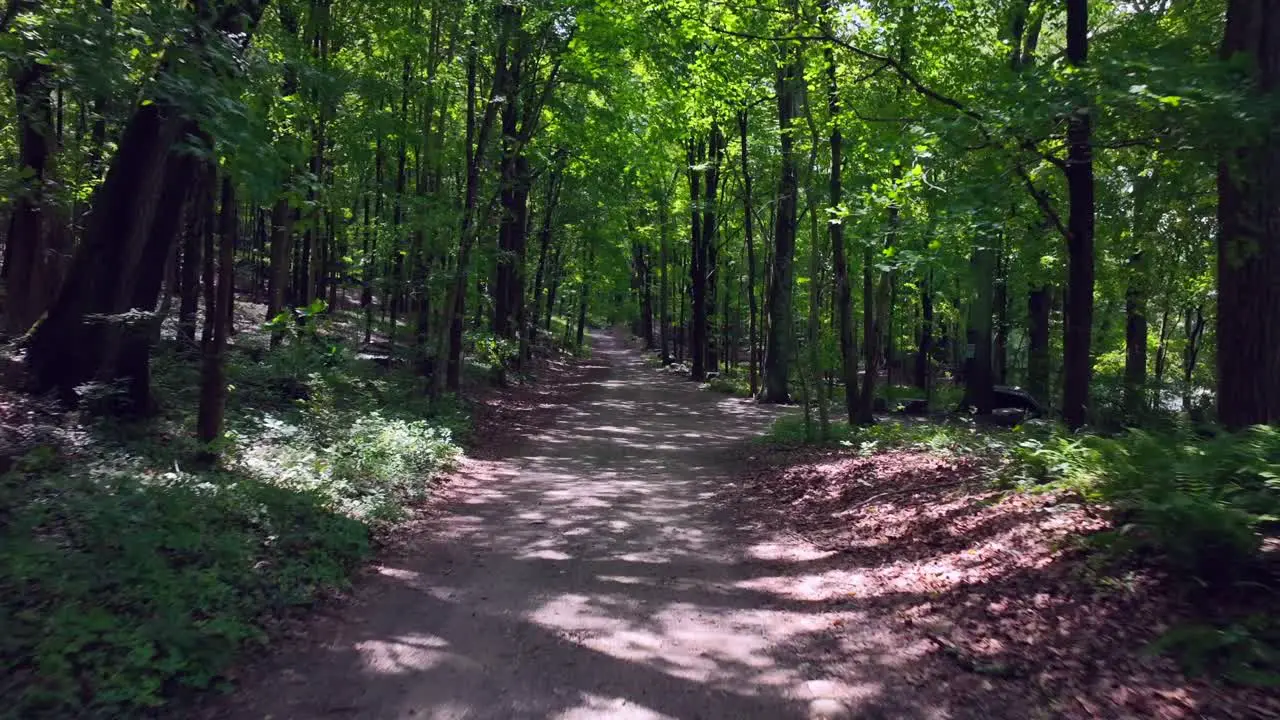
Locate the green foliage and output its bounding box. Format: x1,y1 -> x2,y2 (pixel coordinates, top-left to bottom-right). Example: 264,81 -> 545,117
464,330 -> 520,384
328,414 -> 460,521
0,335 -> 467,717
1014,426 -> 1279,583
1148,616 -> 1280,688
705,371 -> 751,398
0,466 -> 368,717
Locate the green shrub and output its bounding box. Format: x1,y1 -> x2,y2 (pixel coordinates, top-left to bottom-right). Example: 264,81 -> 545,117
0,325 -> 469,717
465,330 -> 520,383
1013,427 -> 1279,583
329,414 -> 461,520
706,372 -> 751,398
0,468 -> 369,717
1148,616 -> 1280,687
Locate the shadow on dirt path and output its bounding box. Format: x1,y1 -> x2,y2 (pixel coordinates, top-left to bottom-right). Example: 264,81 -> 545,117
214,333 -> 950,720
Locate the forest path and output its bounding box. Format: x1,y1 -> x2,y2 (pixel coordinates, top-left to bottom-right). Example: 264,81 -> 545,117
222,333 -> 922,720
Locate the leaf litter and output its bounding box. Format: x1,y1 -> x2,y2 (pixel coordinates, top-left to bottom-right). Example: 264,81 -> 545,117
726,444 -> 1280,719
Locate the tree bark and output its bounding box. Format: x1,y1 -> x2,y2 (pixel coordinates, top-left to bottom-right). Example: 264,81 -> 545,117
762,56 -> 801,404
23,0 -> 265,405
197,176 -> 236,446
1216,0 -> 1280,428
5,29 -> 57,335
738,109 -> 759,395
1062,0 -> 1095,429
1027,286 -> 1051,405
688,137 -> 707,380
824,47 -> 858,424
963,243 -> 997,414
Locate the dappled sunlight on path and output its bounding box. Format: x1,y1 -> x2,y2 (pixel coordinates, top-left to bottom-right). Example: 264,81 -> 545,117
218,334 -> 947,720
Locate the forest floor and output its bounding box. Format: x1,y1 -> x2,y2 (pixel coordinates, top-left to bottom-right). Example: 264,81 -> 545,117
205,333 -> 1277,720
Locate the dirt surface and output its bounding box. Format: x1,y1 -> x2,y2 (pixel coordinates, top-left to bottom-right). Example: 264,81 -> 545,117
217,332 -> 926,719
200,333 -> 1280,720
728,447 -> 1280,720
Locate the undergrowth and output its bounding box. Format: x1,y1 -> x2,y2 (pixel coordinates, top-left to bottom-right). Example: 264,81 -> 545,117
0,314 -> 468,717
758,413 -> 1280,685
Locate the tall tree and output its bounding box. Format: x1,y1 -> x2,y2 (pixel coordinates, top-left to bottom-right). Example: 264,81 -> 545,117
1216,0 -> 1280,428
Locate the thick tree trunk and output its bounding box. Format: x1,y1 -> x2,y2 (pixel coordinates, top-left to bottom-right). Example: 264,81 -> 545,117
1217,0 -> 1280,428
23,0 -> 264,405
963,244 -> 996,414
1062,0 -> 1095,429
5,47 -> 56,335
762,57 -> 801,404
25,101 -> 184,402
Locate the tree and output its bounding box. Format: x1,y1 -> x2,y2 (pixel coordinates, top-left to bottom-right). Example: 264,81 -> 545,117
1217,0 -> 1280,428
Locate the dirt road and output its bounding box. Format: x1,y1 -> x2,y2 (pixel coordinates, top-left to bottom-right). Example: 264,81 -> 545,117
221,334 -> 922,719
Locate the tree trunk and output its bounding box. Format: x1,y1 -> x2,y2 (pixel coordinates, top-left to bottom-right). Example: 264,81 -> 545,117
1216,0 -> 1280,428
688,137 -> 707,380
825,47 -> 857,424
917,269 -> 933,396
23,0 -> 265,405
1027,286 -> 1051,405
25,101 -> 184,403
436,7 -> 507,394
762,56 -> 801,404
703,124 -> 723,374
1062,0 -> 1095,429
993,244 -> 1009,385
963,243 -> 996,414
179,167 -> 212,349
739,109 -> 759,396
5,42 -> 56,335
1124,251 -> 1147,418
197,176 -> 236,446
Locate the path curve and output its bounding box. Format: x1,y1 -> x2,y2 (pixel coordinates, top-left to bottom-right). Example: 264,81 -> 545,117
222,333 -> 921,720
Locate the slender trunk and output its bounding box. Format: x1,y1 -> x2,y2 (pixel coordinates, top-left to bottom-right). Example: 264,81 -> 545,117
197,176 -> 236,446
659,183 -> 672,364
1154,303 -> 1171,390
688,137 -> 706,380
917,269 -> 933,397
822,49 -> 857,423
738,109 -> 759,395
179,168 -> 212,349
436,9 -> 507,393
1183,305 -> 1205,412
1027,286 -> 1051,404
1062,0 -> 1095,429
576,243 -> 593,349
1124,251 -> 1148,417
703,125 -> 723,374
529,159 -> 562,353
993,243 -> 1009,385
